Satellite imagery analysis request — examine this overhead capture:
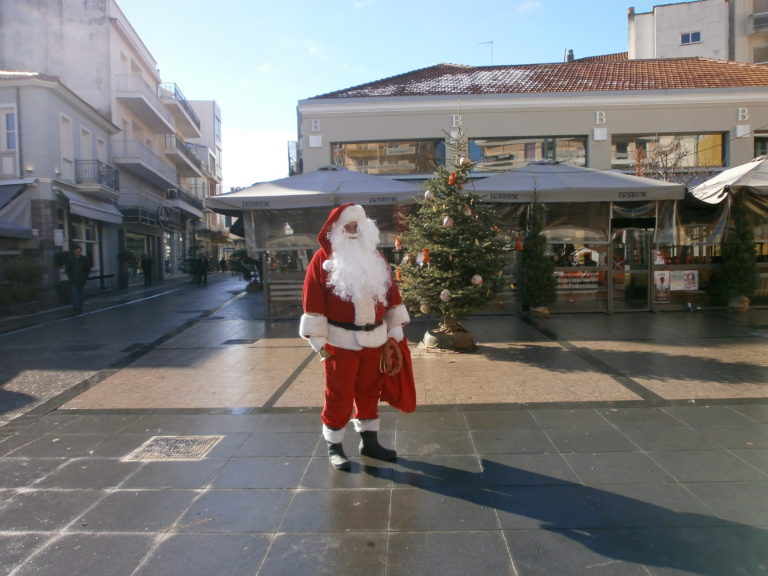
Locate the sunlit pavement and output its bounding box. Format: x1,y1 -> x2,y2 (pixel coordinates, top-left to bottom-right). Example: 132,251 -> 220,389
0,276 -> 766,575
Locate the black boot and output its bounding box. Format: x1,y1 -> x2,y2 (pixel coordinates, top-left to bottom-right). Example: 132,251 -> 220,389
359,431 -> 397,461
327,442 -> 351,471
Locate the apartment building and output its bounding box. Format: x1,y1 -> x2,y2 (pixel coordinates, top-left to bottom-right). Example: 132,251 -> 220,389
629,0 -> 768,64
0,0 -> 223,295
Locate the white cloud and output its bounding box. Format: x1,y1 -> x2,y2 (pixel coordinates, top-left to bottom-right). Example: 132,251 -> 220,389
518,1 -> 542,13
221,127 -> 296,191
257,63 -> 274,73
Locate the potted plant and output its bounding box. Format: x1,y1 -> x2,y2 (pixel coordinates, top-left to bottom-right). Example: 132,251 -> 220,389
713,194 -> 759,311
518,200 -> 557,317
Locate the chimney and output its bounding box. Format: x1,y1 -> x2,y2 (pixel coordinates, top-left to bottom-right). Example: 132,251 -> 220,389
567,49 -> 574,63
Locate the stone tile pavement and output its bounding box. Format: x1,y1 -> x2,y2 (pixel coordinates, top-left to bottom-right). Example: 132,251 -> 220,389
0,276 -> 766,575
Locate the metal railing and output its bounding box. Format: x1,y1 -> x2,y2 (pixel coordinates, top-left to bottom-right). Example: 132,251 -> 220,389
158,82 -> 201,130
167,186 -> 204,211
164,135 -> 204,172
75,160 -> 119,191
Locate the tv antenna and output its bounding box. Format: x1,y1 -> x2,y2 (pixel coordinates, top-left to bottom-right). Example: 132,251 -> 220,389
479,41 -> 494,65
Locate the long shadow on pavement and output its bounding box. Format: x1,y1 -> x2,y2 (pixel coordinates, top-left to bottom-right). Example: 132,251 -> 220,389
384,457 -> 767,575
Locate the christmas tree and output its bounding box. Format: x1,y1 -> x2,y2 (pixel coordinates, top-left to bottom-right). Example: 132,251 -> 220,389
398,130 -> 507,349
518,199 -> 557,312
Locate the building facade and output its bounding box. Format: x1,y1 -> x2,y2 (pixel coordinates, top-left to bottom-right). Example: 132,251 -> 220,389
629,0 -> 768,64
0,0 -> 224,301
296,57 -> 768,312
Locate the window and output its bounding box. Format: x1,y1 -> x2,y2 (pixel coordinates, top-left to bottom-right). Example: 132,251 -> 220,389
331,139 -> 444,174
470,136 -> 587,172
1,110 -> 17,151
60,114 -> 74,181
681,31 -> 701,45
611,133 -> 724,172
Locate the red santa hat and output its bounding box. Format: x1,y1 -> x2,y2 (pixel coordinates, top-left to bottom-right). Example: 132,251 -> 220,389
317,203 -> 367,253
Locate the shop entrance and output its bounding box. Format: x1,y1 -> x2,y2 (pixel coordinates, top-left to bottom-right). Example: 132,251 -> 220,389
610,228 -> 651,311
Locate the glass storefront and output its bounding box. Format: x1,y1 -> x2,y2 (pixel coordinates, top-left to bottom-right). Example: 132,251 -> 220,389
331,139 -> 444,174
611,133 -> 725,171
470,136 -> 587,172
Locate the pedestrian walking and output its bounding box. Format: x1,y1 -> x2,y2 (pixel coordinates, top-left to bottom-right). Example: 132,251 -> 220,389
64,245 -> 92,314
198,253 -> 209,285
299,203 -> 412,470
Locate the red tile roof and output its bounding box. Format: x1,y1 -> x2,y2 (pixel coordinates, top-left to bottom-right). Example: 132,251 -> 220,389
311,57 -> 768,99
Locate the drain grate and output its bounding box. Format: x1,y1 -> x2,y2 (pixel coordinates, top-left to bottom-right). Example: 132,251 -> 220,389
124,435 -> 223,461
223,338 -> 258,345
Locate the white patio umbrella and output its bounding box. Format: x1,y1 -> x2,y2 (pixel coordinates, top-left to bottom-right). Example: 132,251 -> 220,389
206,166 -> 420,214
690,156 -> 768,204
471,161 -> 685,202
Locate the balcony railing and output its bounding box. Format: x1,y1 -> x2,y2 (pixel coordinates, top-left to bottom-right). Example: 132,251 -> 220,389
112,138 -> 178,189
164,135 -> 204,174
158,82 -> 201,130
75,160 -> 119,191
167,186 -> 204,211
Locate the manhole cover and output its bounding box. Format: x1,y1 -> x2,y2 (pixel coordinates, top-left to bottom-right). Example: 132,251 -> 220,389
223,338 -> 258,345
124,436 -> 223,461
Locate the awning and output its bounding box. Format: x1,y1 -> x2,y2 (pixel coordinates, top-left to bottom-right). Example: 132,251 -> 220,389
205,167 -> 420,214
60,189 -> 123,224
0,220 -> 33,239
0,183 -> 27,210
471,162 -> 685,203
0,179 -> 35,238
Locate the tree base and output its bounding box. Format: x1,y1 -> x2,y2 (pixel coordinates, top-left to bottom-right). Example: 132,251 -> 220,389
727,295 -> 750,312
419,319 -> 477,352
531,306 -> 550,318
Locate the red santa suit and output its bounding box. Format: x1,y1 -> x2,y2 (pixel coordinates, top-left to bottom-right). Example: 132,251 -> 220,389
299,203 -> 410,445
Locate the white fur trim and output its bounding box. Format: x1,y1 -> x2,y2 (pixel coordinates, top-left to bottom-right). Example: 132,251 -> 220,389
337,204 -> 366,227
387,325 -> 404,342
323,424 -> 345,444
354,324 -> 388,348
322,260 -> 333,272
384,304 -> 410,328
326,321 -> 388,350
299,314 -> 328,339
352,418 -> 380,433
308,336 -> 326,353
353,296 -> 376,326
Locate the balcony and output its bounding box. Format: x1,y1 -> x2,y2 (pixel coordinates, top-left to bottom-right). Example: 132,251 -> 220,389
115,75 -> 175,134
112,138 -> 178,190
118,186 -> 180,230
74,160 -> 119,200
752,11 -> 768,32
159,82 -> 202,139
165,135 -> 204,177
167,186 -> 204,219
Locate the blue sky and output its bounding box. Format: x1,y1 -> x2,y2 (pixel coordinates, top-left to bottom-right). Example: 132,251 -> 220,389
118,0 -> 670,190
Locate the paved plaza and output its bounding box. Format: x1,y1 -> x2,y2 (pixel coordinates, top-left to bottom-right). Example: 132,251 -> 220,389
0,275 -> 766,575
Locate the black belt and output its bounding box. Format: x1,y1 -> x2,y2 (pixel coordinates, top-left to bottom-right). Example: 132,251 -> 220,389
328,319 -> 383,332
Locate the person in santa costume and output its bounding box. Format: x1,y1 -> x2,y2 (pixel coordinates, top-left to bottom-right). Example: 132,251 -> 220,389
300,203 -> 410,470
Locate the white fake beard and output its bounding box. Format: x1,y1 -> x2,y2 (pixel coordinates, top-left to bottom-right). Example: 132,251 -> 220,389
327,219 -> 391,324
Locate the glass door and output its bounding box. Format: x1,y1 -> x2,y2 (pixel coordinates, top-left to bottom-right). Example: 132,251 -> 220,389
610,228 -> 651,311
